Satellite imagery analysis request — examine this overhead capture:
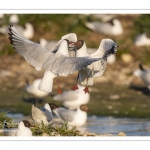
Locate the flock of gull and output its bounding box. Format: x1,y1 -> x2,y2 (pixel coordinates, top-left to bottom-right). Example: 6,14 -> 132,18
1,14 -> 150,136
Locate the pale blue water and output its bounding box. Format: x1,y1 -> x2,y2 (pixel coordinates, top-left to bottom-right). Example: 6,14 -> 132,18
79,116 -> 150,136
6,113 -> 150,136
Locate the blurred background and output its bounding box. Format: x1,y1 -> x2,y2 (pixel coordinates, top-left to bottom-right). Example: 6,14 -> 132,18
1,14 -> 150,135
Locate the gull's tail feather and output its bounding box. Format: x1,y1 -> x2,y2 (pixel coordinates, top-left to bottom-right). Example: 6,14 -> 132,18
38,71 -> 57,93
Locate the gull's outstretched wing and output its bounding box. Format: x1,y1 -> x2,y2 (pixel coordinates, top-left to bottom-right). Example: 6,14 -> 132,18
8,25 -> 54,71
45,55 -> 102,75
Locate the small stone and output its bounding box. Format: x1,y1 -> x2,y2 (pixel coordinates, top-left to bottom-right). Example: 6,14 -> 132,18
118,132 -> 126,136
42,133 -> 49,136
121,54 -> 133,63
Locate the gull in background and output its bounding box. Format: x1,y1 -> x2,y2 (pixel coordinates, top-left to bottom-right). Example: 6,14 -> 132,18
133,64 -> 150,90
39,38 -> 58,50
0,18 -> 34,39
134,33 -> 150,46
71,39 -> 118,93
25,78 -> 49,102
50,103 -> 89,127
31,103 -> 53,125
8,25 -> 101,94
85,18 -> 123,36
53,84 -> 90,110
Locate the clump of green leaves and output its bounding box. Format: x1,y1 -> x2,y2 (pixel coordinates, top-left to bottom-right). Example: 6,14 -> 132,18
31,121 -> 82,136
0,112 -> 18,129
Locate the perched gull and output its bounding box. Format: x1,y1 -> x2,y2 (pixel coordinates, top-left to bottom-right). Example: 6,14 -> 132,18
26,78 -> 49,99
16,120 -> 33,136
53,84 -> 90,109
133,64 -> 150,90
85,19 -> 123,36
8,25 -> 101,93
31,103 -> 53,125
50,103 -> 89,127
71,39 -> 118,93
134,33 -> 150,46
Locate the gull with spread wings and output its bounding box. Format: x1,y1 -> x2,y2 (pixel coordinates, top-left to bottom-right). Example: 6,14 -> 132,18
71,39 -> 118,93
8,25 -> 101,94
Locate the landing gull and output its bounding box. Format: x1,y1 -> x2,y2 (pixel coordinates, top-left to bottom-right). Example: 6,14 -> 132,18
8,25 -> 101,93
71,39 -> 118,93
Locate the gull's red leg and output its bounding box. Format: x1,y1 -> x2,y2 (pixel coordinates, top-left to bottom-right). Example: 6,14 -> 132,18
72,84 -> 79,91
72,73 -> 79,91
83,77 -> 90,94
83,86 -> 89,93
57,78 -> 62,94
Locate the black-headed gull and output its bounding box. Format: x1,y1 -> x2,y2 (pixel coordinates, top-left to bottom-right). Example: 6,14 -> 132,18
134,33 -> 150,46
8,25 -> 101,93
85,19 -> 123,36
72,39 -> 118,93
53,84 -> 90,109
26,78 -> 49,99
16,120 -> 33,136
31,103 -> 53,125
133,64 -> 150,90
50,103 -> 89,127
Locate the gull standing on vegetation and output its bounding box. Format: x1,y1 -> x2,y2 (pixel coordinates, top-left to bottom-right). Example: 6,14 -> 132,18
85,19 -> 123,36
8,25 -> 101,94
71,39 -> 118,93
53,84 -> 90,110
134,64 -> 150,90
50,103 -> 89,127
16,120 -> 33,136
31,103 -> 53,125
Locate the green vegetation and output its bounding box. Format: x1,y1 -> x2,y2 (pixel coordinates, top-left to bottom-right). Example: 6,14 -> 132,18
0,112 -> 82,136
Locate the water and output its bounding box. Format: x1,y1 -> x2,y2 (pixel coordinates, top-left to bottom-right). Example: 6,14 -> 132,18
5,113 -> 150,136
78,116 -> 150,136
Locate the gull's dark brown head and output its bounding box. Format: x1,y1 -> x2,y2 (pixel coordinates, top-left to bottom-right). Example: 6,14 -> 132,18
49,103 -> 59,110
22,120 -> 33,128
74,40 -> 84,50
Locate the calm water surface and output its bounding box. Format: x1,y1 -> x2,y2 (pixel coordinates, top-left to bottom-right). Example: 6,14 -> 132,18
79,116 -> 150,136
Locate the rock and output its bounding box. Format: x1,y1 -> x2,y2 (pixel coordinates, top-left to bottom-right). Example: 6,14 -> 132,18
118,132 -> 126,136
42,133 -> 49,136
109,95 -> 120,100
121,54 -> 133,63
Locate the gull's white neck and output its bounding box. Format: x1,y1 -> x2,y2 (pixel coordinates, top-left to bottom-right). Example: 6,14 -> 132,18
76,42 -> 89,57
